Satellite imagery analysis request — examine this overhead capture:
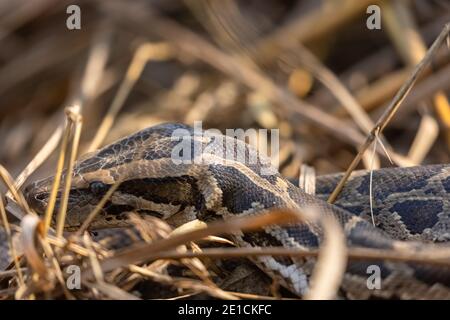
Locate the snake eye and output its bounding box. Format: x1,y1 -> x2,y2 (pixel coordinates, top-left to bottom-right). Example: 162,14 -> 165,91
89,181 -> 110,195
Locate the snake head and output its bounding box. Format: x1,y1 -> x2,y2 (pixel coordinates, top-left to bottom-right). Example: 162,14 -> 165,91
23,122 -> 279,231
23,169 -> 132,231
24,176 -> 53,215
23,123 -> 202,231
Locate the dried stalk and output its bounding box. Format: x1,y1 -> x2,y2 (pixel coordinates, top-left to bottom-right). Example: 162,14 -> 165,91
328,23 -> 450,203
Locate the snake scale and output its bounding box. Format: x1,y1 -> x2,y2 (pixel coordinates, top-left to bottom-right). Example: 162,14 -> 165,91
3,122 -> 450,299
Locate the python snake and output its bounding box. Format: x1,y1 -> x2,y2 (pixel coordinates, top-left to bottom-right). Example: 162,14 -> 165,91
3,122 -> 450,299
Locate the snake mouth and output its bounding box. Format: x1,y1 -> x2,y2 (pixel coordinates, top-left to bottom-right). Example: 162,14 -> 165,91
63,225 -> 82,232
63,215 -> 132,232
23,178 -> 54,215
24,191 -> 48,215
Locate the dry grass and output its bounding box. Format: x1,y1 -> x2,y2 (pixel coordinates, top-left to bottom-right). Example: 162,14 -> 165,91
0,0 -> 449,300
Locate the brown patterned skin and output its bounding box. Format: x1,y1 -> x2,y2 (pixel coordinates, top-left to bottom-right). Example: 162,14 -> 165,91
16,123 -> 450,298
315,165 -> 450,243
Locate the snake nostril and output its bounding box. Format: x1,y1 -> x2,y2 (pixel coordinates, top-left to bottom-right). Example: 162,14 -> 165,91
35,193 -> 46,201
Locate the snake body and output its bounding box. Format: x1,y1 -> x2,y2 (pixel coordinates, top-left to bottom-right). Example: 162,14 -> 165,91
13,123 -> 450,298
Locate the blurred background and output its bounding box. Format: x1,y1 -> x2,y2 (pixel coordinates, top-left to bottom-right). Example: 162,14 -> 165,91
0,0 -> 449,188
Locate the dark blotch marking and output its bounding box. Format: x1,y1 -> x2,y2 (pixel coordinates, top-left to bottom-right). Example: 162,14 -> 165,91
346,260 -> 391,278
208,165 -> 286,214
347,220 -> 394,249
118,176 -> 202,211
410,264 -> 450,287
392,200 -> 441,234
242,232 -> 293,266
334,205 -> 367,217
284,225 -> 319,247
442,176 -> 450,193
136,209 -> 164,219
103,202 -> 135,216
97,146 -> 116,158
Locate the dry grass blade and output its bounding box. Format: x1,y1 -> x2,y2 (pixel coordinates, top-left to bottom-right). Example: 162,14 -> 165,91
226,291 -> 296,300
328,22 -> 450,203
77,24 -> 112,106
74,178 -> 123,237
304,213 -> 347,300
36,27 -> 110,232
0,268 -> 26,280
284,45 -> 376,135
8,20 -> 110,204
12,126 -> 62,194
0,165 -> 30,213
147,244 -> 450,268
0,0 -> 59,42
88,42 -> 173,151
169,220 -> 212,283
0,194 -> 24,286
20,214 -> 46,277
83,232 -> 105,283
254,0 -> 380,63
298,164 -> 316,195
407,110 -> 439,164
37,236 -> 75,299
81,207 -> 345,299
45,234 -> 90,257
129,265 -> 238,300
84,281 -> 142,300
55,107 -> 82,238
3,0 -> 450,301
103,2 -> 373,150
42,123 -> 71,233
382,0 -> 449,157
282,46 -> 384,170
83,209 -> 301,279
194,0 -> 385,170
389,61 -> 450,120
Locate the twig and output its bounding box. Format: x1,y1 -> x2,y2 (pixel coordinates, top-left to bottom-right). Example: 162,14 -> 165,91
88,42 -> 173,151
55,107 -> 82,238
102,2 -> 373,151
149,245 -> 450,268
0,195 -> 24,286
74,178 -> 123,237
382,0 -> 449,156
304,213 -> 346,300
194,0 -> 383,169
12,126 -> 62,194
0,165 -> 30,215
312,12 -> 450,109
0,268 -> 27,279
15,25 -> 111,231
42,123 -> 71,233
129,264 -> 238,300
328,23 -> 450,204
82,209 -> 301,279
379,61 -> 450,121
253,0 -> 380,64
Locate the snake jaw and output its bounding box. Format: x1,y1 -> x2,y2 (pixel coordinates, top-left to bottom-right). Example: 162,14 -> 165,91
24,174 -> 136,231
23,175 -> 94,228
24,178 -> 52,215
